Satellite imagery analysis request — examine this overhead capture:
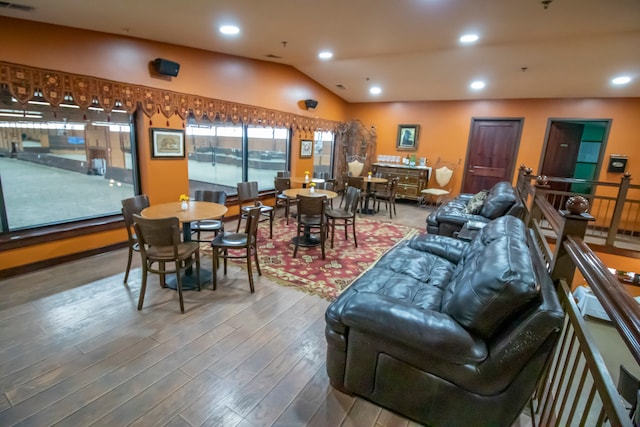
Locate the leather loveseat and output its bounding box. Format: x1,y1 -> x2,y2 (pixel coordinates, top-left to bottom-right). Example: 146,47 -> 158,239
325,216 -> 563,427
426,181 -> 523,237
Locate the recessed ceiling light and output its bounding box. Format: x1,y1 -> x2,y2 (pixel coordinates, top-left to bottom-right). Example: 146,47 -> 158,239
612,76 -> 632,85
219,25 -> 240,35
470,81 -> 485,90
369,86 -> 382,95
318,51 -> 333,60
460,34 -> 479,43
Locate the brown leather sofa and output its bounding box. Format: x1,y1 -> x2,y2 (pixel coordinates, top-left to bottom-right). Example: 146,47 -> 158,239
325,216 -> 563,427
426,181 -> 523,237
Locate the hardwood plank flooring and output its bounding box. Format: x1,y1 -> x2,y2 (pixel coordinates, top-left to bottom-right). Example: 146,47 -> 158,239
0,202 -> 533,426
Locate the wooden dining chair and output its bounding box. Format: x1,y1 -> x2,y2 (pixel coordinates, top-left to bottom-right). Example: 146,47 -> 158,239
132,214 -> 201,313
190,190 -> 227,242
294,194 -> 328,260
325,186 -> 361,249
274,177 -> 295,224
236,181 -> 274,239
211,206 -> 262,293
375,177 -> 399,218
121,194 -> 150,283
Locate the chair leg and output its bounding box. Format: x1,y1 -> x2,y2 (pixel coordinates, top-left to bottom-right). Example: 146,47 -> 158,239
253,246 -> 262,277
332,220 -> 339,249
137,265 -> 148,310
320,226 -> 326,260
212,249 -> 218,290
195,253 -> 201,292
269,211 -> 274,239
352,221 -> 358,248
246,247 -> 255,293
293,227 -> 300,258
124,246 -> 134,283
175,261 -> 185,313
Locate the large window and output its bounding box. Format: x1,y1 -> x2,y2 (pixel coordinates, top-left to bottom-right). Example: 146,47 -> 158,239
186,122 -> 289,196
0,99 -> 136,231
313,130 -> 335,176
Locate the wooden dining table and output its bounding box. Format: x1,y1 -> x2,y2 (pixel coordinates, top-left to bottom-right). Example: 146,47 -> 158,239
360,176 -> 388,214
290,177 -> 326,188
141,201 -> 228,289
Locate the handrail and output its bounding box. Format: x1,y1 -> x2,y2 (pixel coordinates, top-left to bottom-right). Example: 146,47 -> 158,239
564,235 -> 640,365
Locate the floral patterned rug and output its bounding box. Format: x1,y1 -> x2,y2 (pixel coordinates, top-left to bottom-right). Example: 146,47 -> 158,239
202,216 -> 421,300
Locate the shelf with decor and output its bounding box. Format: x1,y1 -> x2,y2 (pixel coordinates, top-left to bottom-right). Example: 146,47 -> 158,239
372,163 -> 431,201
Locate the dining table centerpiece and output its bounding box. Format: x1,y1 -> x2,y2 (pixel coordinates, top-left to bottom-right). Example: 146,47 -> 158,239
179,194 -> 190,210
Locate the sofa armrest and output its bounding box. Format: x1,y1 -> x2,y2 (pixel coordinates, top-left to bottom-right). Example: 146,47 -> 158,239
341,292 -> 487,364
408,234 -> 468,264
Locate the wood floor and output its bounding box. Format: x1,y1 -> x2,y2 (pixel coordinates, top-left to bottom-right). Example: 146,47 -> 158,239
0,202 -> 531,426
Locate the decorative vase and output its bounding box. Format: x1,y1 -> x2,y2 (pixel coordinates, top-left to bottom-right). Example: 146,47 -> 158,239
181,201 -> 189,210
565,195 -> 589,215
310,186 -> 315,193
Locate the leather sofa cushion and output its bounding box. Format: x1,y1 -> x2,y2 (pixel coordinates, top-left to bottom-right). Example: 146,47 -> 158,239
444,235 -> 540,340
480,181 -> 517,219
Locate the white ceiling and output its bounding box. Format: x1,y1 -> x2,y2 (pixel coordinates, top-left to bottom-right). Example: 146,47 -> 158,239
1,0 -> 639,103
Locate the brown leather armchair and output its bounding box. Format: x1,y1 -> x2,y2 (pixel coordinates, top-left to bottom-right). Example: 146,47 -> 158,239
325,216 -> 563,427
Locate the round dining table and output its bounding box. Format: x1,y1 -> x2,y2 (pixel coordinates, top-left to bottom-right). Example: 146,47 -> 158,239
141,201 -> 228,289
360,176 -> 388,214
290,177 -> 326,188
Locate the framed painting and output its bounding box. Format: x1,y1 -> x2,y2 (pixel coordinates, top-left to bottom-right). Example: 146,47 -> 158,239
396,124 -> 420,150
151,128 -> 185,158
300,139 -> 313,158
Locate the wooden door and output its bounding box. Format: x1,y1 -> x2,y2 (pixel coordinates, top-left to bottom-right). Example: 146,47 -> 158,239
540,121 -> 583,179
462,119 -> 523,194
540,121 -> 584,208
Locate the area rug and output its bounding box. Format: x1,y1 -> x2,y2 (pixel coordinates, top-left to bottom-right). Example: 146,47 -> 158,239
202,217 -> 421,300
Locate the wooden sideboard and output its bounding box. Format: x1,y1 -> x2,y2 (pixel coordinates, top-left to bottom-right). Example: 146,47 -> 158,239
372,163 -> 431,201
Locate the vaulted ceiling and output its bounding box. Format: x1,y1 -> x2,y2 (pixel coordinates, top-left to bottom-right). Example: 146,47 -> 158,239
1,0 -> 639,103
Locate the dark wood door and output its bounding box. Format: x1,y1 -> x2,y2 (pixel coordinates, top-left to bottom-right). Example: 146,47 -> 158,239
462,119 -> 523,194
540,121 -> 584,208
540,121 -> 583,179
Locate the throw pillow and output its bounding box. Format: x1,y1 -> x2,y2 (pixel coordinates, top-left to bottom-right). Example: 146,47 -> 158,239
465,190 -> 488,214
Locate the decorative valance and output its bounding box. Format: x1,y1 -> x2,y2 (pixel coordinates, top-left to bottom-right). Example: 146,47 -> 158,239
0,61 -> 339,132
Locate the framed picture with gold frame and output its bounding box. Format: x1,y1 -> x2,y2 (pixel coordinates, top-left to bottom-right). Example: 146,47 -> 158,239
151,128 -> 185,158
396,124 -> 419,150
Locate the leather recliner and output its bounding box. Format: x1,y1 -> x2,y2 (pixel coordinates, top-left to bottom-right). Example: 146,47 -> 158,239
426,181 -> 523,237
325,216 -> 564,427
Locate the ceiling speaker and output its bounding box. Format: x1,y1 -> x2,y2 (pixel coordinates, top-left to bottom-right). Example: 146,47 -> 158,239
152,58 -> 180,77
304,99 -> 318,110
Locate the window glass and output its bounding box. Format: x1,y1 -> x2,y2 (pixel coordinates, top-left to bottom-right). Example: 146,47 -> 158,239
0,99 -> 135,231
186,122 -> 243,196
186,122 -> 288,195
247,126 -> 288,191
313,130 -> 334,176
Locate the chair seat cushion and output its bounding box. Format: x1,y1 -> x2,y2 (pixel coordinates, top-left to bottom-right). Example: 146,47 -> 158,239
147,242 -> 199,260
213,232 -> 254,247
325,208 -> 352,219
421,188 -> 450,196
191,220 -> 223,231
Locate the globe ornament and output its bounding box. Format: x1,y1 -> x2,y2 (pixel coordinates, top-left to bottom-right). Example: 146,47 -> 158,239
565,195 -> 589,215
535,175 -> 549,186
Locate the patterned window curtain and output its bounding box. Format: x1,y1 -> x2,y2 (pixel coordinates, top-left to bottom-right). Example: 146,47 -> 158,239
0,61 -> 339,132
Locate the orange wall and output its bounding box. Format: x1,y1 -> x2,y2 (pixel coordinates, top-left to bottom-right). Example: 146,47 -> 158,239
2,16 -> 640,273
0,17 -> 349,270
350,98 -> 640,194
